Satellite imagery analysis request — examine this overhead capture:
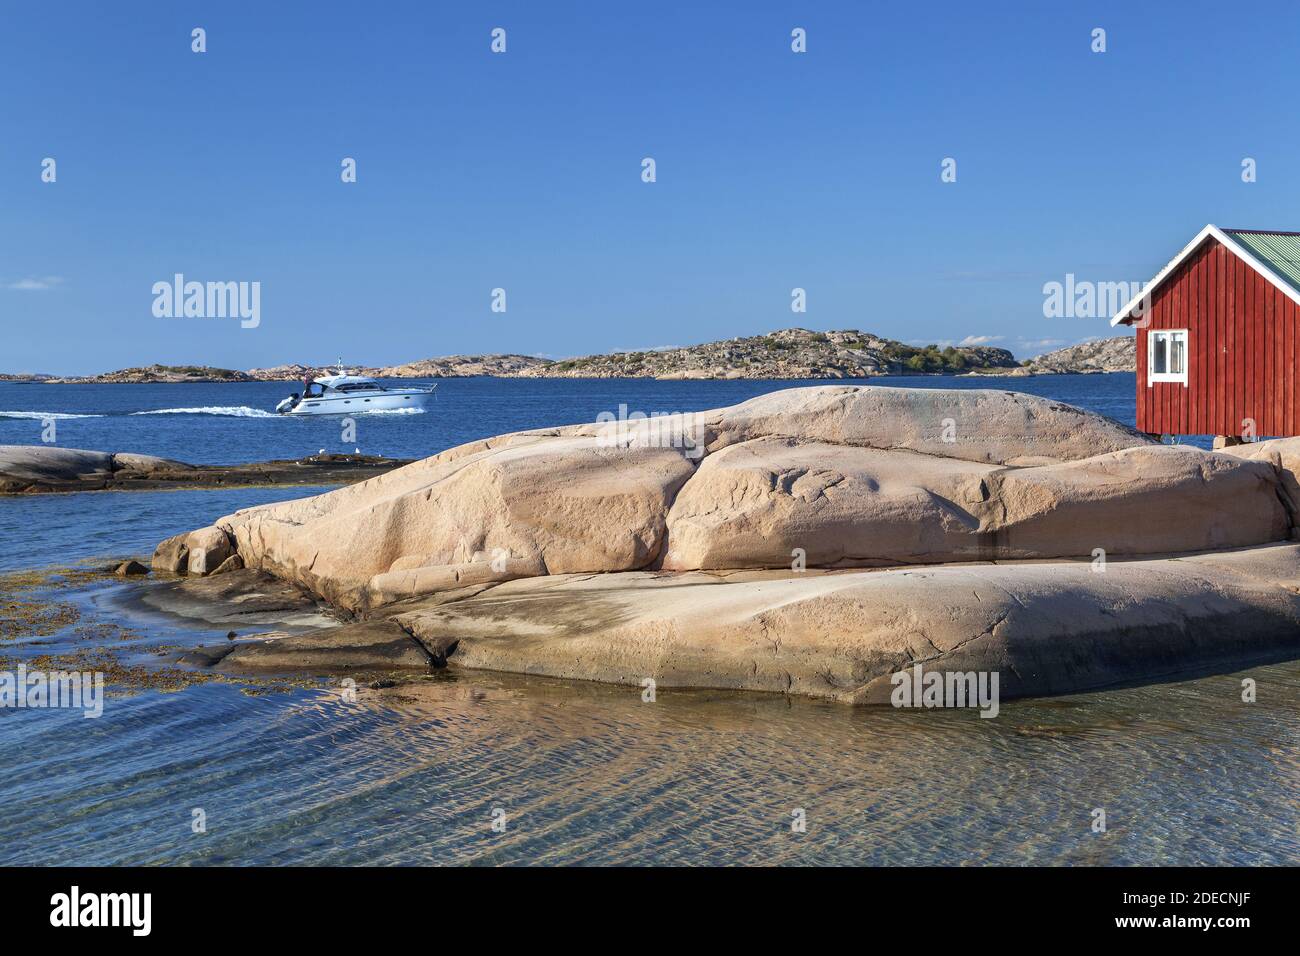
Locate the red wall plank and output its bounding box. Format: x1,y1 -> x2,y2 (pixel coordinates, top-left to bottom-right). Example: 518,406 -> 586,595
1254,268 -> 1266,434
1265,284 -> 1274,434
1288,292 -> 1294,436
1238,252 -> 1247,433
1277,287 -> 1285,436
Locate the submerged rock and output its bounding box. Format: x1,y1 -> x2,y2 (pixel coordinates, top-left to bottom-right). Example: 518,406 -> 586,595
215,621 -> 431,673
139,568 -> 333,631
177,643 -> 240,667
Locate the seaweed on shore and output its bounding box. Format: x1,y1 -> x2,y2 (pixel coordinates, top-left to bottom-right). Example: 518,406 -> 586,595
0,599 -> 80,639
1,564 -> 145,640
0,564 -> 335,697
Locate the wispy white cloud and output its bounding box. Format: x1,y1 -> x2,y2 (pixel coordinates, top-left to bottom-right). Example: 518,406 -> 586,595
1014,337 -> 1067,356
958,335 -> 1004,346
6,276 -> 64,291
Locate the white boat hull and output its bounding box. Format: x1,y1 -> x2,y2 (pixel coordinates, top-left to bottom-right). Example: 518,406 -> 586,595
283,389 -> 433,415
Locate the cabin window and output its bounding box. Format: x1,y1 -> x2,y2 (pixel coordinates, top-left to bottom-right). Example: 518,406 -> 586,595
1148,330 -> 1188,386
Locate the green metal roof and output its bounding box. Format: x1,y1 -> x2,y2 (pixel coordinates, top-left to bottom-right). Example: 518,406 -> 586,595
1222,230 -> 1300,296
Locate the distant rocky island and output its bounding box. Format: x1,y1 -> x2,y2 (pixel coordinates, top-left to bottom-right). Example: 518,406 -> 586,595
43,365 -> 255,384
515,328 -> 1020,379
964,337 -> 1136,377
21,330 -> 1137,383
245,354 -> 550,381
1026,336 -> 1136,373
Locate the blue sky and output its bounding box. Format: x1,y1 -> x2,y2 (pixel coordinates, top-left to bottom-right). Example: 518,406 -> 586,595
4,0 -> 1300,374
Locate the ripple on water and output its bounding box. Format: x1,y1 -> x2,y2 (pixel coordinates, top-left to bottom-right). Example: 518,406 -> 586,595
3,640 -> 1298,865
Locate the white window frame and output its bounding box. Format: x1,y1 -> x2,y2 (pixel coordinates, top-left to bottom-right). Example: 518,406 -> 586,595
1148,329 -> 1189,386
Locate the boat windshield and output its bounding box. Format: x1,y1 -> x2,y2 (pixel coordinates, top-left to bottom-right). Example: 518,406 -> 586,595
332,382 -> 382,393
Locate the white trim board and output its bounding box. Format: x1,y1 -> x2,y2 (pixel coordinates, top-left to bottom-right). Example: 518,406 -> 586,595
1110,223 -> 1300,326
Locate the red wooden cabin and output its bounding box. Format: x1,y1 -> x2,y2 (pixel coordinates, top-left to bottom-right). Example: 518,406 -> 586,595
1111,224 -> 1300,441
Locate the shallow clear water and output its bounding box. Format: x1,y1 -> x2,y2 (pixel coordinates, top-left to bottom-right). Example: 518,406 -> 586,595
2,374 -> 1295,866
4,606 -> 1298,865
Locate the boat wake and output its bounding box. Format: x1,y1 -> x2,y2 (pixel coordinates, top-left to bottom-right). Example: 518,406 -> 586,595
127,405 -> 425,418
0,410 -> 103,420
130,406 -> 280,419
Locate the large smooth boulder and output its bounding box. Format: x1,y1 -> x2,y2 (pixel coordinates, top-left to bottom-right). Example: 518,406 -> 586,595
663,442 -> 1287,569
556,384 -> 1151,466
982,445 -> 1286,555
162,386 -> 1280,608
394,543 -> 1300,703
663,440 -> 995,569
694,385 -> 1151,464
217,434 -> 697,608
147,383 -> 1300,703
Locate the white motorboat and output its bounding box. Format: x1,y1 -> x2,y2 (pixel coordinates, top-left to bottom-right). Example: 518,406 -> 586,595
274,368 -> 436,415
